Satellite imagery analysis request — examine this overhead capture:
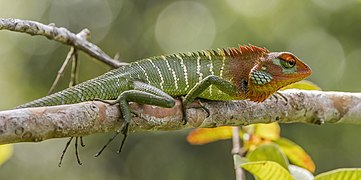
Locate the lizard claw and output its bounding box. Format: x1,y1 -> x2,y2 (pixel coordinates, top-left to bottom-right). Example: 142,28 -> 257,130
180,97 -> 188,125
187,99 -> 210,118
130,109 -> 141,118
272,92 -> 288,105
117,122 -> 129,153
94,122 -> 130,157
181,98 -> 210,125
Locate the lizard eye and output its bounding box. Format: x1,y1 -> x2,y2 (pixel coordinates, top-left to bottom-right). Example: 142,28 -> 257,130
278,54 -> 296,69
280,58 -> 295,68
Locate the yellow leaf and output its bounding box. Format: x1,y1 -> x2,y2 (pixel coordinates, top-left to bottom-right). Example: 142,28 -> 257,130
275,138 -> 315,173
0,144 -> 13,166
281,80 -> 321,90
315,168 -> 361,180
240,161 -> 293,180
253,123 -> 280,141
187,126 -> 236,145
243,123 -> 280,151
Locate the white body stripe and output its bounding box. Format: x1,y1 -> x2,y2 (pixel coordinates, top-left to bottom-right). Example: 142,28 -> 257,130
116,78 -> 120,88
135,62 -> 150,84
147,58 -> 164,90
75,88 -> 84,101
196,56 -> 203,82
61,92 -> 65,104
177,54 -> 189,90
209,58 -> 214,75
166,59 -> 179,90
136,73 -> 141,80
128,64 -> 136,79
208,54 -> 214,96
220,55 -> 225,78
95,81 -> 104,96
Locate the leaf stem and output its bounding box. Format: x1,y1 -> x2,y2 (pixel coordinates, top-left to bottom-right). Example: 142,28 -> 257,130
232,126 -> 245,180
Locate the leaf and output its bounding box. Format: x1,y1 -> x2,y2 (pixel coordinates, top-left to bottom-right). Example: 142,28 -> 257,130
252,122 -> 280,141
243,123 -> 280,150
275,138 -> 315,173
240,161 -> 294,180
187,126 -> 236,145
315,168 -> 361,180
0,144 -> 13,166
246,143 -> 289,170
289,165 -> 314,180
233,154 -> 248,167
281,80 -> 321,90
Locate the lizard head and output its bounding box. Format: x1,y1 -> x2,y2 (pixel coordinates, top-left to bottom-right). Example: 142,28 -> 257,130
246,52 -> 312,102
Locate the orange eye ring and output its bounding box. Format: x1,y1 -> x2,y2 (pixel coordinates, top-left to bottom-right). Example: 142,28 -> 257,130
279,53 -> 296,68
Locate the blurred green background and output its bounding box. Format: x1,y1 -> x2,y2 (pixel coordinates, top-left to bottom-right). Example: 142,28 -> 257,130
0,0 -> 361,179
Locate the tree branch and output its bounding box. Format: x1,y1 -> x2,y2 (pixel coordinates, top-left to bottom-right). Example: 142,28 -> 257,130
1,90 -> 360,145
0,18 -> 127,68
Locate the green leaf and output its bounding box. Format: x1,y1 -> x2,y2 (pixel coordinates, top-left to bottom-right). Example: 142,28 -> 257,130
289,165 -> 314,180
246,143 -> 289,170
275,138 -> 315,173
315,168 -> 361,180
241,161 -> 294,180
0,144 -> 13,166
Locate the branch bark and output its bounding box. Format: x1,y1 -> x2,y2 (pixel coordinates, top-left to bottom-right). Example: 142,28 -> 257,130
0,90 -> 360,145
0,18 -> 127,68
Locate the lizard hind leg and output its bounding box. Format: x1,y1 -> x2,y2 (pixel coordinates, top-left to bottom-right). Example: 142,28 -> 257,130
95,83 -> 175,156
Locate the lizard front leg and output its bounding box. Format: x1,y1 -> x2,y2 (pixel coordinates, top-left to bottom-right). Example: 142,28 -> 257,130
182,75 -> 238,123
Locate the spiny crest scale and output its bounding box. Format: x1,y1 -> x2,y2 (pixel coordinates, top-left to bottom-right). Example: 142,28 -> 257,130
152,44 -> 268,62
163,49 -> 227,60
225,45 -> 269,58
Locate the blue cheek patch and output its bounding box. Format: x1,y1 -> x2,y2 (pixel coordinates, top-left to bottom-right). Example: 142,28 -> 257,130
250,70 -> 273,85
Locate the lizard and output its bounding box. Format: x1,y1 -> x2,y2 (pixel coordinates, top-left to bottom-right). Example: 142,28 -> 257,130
16,44 -> 312,161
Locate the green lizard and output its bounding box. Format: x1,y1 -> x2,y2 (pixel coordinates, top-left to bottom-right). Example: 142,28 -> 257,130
16,45 -> 312,157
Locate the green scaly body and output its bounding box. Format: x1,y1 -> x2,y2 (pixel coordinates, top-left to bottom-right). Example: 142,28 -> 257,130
18,49 -> 240,108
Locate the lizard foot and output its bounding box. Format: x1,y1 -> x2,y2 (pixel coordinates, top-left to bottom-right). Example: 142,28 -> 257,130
94,122 -> 129,157
187,99 -> 210,118
58,137 -> 85,167
272,92 -> 288,105
181,98 -> 210,125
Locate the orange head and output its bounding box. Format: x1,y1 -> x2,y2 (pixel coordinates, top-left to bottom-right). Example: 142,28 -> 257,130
246,51 -> 312,102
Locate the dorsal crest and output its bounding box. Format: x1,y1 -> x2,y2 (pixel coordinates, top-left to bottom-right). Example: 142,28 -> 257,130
225,45 -> 269,58
152,45 -> 268,62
